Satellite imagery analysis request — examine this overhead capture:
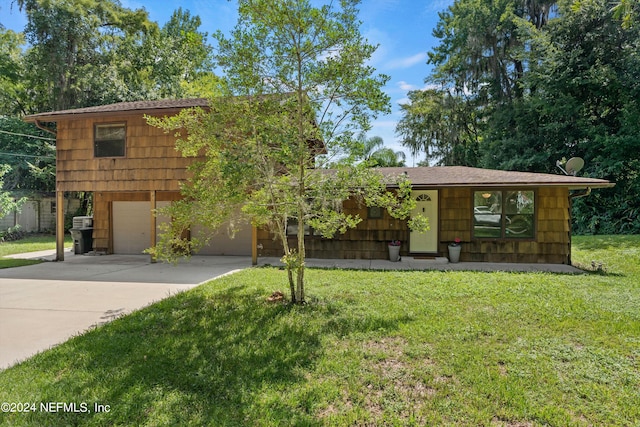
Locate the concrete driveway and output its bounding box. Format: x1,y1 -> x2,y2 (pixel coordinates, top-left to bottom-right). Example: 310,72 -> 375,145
0,252 -> 251,370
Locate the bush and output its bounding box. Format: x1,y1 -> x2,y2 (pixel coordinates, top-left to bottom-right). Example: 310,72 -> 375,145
0,224 -> 25,242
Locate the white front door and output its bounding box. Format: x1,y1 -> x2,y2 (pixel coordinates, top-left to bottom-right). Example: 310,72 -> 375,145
410,190 -> 438,253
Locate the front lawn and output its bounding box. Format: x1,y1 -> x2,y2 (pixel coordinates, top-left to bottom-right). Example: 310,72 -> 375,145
0,235 -> 638,426
0,234 -> 71,269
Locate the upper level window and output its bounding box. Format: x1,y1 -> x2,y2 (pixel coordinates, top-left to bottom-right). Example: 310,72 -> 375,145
473,190 -> 535,239
94,123 -> 126,157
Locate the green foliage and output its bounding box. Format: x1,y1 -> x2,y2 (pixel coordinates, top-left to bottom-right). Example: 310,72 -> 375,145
1,236 -> 639,425
147,0 -> 421,304
401,0 -> 640,233
0,164 -> 25,218
396,88 -> 481,166
0,224 -> 25,242
349,134 -> 407,167
106,7 -> 214,102
17,0 -> 155,111
9,0 -> 213,114
0,116 -> 56,192
0,28 -> 26,115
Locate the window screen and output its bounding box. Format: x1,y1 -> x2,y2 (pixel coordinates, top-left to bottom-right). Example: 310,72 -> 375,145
94,123 -> 126,157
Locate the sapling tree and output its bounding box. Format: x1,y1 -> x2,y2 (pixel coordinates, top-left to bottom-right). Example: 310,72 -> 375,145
0,165 -> 25,219
148,0 -> 428,303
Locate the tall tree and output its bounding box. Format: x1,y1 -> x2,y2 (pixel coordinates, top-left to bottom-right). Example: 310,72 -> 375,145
148,0 -> 427,304
17,0 -> 154,112
0,116 -> 55,192
428,0 -> 554,103
517,0 -> 640,233
396,87 -> 480,166
106,7 -> 214,101
355,134 -> 406,167
0,28 -> 26,115
400,0 -> 639,233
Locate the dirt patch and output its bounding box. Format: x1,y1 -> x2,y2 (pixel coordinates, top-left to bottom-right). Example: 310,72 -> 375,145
266,290 -> 285,302
361,337 -> 435,422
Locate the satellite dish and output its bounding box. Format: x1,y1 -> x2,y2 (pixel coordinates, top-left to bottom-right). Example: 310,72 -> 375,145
565,157 -> 584,176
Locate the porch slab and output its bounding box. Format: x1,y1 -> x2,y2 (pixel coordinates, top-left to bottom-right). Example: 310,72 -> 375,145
257,256 -> 584,274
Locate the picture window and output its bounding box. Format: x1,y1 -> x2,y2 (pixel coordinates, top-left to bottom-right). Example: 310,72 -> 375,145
473,190 -> 535,239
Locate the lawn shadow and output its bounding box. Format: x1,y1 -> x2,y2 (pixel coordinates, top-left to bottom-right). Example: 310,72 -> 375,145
572,235 -> 640,251
16,284 -> 407,426
571,262 -> 626,277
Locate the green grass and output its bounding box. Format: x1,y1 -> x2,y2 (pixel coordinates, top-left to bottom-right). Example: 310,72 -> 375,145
1,235 -> 639,426
0,234 -> 72,269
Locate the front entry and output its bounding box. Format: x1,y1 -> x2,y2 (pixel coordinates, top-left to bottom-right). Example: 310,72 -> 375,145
410,190 -> 438,253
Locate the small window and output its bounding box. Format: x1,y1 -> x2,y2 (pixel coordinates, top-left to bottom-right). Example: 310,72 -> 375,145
368,206 -> 383,219
94,123 -> 126,157
473,190 -> 535,239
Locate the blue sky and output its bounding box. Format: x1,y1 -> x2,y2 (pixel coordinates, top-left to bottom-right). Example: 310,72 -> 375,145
0,0 -> 454,165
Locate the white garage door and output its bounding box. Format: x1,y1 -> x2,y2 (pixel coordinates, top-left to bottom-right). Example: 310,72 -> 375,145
192,221 -> 252,256
112,201 -> 252,255
112,201 -> 170,254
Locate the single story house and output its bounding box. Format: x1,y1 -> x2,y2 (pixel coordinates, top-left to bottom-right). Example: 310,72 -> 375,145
24,98 -> 614,264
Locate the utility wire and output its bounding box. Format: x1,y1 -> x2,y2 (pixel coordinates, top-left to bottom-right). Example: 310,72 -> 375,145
0,129 -> 57,141
0,152 -> 55,160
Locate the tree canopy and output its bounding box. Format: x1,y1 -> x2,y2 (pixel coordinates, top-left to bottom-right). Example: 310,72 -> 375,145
148,0 -> 427,304
0,0 -> 215,197
397,0 -> 640,233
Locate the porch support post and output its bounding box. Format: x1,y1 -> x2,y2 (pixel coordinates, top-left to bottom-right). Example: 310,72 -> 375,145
150,190 -> 157,263
251,225 -> 258,266
56,190 -> 65,261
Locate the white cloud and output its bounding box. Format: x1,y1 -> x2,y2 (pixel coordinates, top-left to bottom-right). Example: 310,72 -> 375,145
385,52 -> 428,70
397,81 -> 418,91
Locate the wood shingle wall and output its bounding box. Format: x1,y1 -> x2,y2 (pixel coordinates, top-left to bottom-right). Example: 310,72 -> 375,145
438,187 -> 571,264
257,198 -> 409,260
259,187 -> 571,263
56,115 -> 191,192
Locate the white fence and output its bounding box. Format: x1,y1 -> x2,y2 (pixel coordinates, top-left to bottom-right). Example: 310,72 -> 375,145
0,197 -> 81,232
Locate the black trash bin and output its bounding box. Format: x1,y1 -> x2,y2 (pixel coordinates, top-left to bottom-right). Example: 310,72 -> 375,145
69,228 -> 93,254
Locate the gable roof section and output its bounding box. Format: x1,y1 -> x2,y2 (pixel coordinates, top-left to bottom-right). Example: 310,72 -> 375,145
23,98 -> 210,122
379,166 -> 614,190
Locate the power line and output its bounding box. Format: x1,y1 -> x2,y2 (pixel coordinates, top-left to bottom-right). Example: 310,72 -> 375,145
0,129 -> 56,141
0,152 -> 55,160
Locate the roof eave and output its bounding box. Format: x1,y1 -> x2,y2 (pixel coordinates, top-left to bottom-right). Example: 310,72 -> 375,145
387,182 -> 615,189
23,107 -> 204,123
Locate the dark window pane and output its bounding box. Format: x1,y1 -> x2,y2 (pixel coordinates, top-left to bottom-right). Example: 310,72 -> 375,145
505,214 -> 534,238
474,191 -> 502,237
95,140 -> 125,157
95,123 -> 125,157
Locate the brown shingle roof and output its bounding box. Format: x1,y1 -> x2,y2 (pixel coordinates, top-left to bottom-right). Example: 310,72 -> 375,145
379,166 -> 614,189
23,98 -> 210,122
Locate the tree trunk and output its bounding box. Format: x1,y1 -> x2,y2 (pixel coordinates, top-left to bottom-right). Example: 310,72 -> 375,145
296,208 -> 305,304
277,223 -> 296,304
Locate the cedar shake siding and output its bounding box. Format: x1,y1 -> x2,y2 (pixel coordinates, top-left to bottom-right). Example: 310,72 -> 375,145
439,187 -> 571,264
258,186 -> 573,264
24,99 -> 614,263
55,115 -> 191,193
